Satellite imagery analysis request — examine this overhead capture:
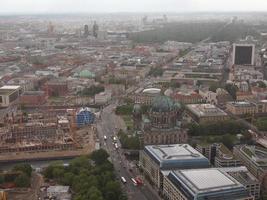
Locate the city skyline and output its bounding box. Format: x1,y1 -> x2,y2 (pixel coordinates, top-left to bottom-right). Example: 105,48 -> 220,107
1,0 -> 267,14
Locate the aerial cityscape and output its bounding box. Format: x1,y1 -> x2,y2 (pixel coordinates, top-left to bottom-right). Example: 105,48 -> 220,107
0,0 -> 267,200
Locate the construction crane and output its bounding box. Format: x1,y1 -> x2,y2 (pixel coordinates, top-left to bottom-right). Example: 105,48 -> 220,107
68,109 -> 81,148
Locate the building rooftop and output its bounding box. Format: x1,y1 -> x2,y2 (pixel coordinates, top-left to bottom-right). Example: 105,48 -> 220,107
0,85 -> 20,90
239,145 -> 267,169
144,144 -> 209,169
227,101 -> 256,107
168,168 -> 250,199
47,185 -> 70,194
0,85 -> 21,95
187,104 -> 228,117
142,88 -> 161,94
182,168 -> 236,190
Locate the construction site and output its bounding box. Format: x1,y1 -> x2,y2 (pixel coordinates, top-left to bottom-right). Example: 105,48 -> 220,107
0,108 -> 96,162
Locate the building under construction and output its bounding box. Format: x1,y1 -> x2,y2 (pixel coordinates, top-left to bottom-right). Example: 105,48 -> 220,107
0,108 -> 95,162
0,191 -> 7,200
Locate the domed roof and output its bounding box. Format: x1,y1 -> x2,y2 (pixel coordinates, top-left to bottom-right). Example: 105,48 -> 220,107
151,95 -> 180,112
133,104 -> 142,115
79,70 -> 95,78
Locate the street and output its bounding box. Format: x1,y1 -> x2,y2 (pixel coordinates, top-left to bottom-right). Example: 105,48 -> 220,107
97,104 -> 161,200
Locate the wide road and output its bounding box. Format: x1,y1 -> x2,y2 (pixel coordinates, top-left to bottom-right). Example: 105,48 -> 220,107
97,104 -> 161,200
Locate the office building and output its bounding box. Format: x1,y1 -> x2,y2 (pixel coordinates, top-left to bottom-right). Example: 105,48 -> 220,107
196,143 -> 242,167
234,145 -> 267,197
45,80 -> 68,97
140,144 -> 210,190
163,168 -> 254,200
226,100 -> 267,116
94,92 -> 112,105
84,24 -> 89,37
0,85 -> 22,107
185,104 -> 229,124
222,167 -> 261,199
233,43 -> 255,65
20,91 -> 46,106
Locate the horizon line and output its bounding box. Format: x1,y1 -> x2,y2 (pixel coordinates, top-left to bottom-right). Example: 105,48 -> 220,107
1,10 -> 267,16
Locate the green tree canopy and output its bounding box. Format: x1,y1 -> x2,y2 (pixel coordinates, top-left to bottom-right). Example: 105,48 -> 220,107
90,149 -> 110,165
15,173 -> 30,188
12,163 -> 32,177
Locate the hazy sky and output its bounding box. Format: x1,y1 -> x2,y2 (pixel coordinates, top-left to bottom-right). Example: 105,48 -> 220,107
1,0 -> 267,14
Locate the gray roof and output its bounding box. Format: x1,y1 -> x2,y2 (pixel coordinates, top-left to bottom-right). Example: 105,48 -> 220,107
187,104 -> 228,117
167,168 -> 250,200
144,144 -> 209,169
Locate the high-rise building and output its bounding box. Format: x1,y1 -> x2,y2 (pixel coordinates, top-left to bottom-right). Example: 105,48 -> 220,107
233,43 -> 255,65
142,16 -> 148,25
93,21 -> 99,38
47,22 -> 54,35
84,24 -> 89,37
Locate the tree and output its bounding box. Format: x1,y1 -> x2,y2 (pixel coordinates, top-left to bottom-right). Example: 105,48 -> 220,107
15,173 -> 30,188
43,165 -> 54,179
44,152 -> 125,200
0,174 -> 4,184
87,186 -> 104,200
225,83 -> 238,100
104,181 -> 122,200
90,149 -> 109,165
79,85 -> 105,97
70,156 -> 90,171
115,105 -> 134,115
170,81 -> 181,89
118,131 -> 140,150
221,134 -> 235,150
13,164 -> 32,177
209,83 -> 220,92
240,132 -> 254,145
257,81 -> 266,88
196,80 -> 201,87
148,67 -> 164,77
62,172 -> 75,186
255,117 -> 267,131
52,167 -> 65,180
188,120 -> 246,136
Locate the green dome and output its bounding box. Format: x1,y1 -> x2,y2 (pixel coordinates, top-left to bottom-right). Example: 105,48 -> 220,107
133,104 -> 142,115
151,95 -> 180,112
79,70 -> 95,78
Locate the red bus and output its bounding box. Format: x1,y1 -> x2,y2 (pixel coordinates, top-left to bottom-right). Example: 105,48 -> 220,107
135,177 -> 143,186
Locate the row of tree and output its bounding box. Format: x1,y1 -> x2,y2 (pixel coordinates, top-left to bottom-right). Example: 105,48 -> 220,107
209,83 -> 238,100
255,117 -> 267,131
188,120 -> 246,136
43,149 -> 127,200
148,67 -> 164,77
118,130 -> 140,150
115,105 -> 134,115
78,85 -> 105,97
0,163 -> 32,188
130,22 -> 224,43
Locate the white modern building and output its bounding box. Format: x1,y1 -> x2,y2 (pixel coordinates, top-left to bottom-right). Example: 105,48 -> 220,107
0,85 -> 22,107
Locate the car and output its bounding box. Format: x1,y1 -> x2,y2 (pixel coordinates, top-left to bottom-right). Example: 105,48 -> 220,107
121,177 -> 127,184
131,178 -> 137,186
